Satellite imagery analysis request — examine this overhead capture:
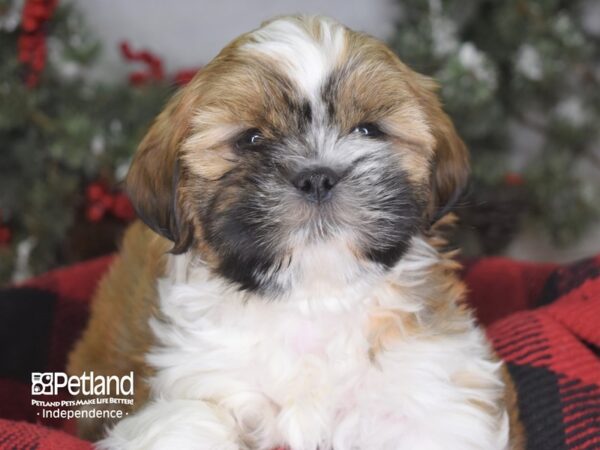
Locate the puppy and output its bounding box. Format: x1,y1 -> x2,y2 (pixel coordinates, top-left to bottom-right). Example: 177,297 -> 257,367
68,15 -> 523,450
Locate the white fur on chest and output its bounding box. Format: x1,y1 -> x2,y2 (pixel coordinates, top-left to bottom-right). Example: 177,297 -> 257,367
130,238 -> 509,450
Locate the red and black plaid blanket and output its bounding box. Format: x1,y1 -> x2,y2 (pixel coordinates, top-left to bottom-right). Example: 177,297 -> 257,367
0,254 -> 599,449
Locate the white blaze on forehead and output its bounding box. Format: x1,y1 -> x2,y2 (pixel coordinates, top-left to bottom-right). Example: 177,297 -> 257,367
243,16 -> 347,99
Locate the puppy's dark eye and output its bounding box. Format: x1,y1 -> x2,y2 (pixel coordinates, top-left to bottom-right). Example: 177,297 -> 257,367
236,129 -> 263,149
352,123 -> 384,139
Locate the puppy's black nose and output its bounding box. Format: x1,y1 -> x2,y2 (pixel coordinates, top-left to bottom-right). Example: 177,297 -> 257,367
292,167 -> 340,203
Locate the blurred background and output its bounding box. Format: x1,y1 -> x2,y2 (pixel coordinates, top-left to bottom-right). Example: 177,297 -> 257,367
1,0 -> 599,283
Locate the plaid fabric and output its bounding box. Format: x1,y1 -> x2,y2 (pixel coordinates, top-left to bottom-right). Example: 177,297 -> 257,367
0,254 -> 598,449
0,419 -> 91,450
486,257 -> 600,450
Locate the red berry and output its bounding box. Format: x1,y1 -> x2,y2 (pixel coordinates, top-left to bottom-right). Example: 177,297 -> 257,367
0,227 -> 11,245
174,69 -> 198,86
86,204 -> 106,222
86,183 -> 105,201
100,194 -> 114,209
112,194 -> 136,221
129,72 -> 149,86
503,173 -> 525,186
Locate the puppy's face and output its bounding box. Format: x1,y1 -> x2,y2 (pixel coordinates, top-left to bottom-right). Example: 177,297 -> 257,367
127,16 -> 468,296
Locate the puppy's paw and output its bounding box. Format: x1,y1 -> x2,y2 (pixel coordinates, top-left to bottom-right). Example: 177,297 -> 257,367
96,399 -> 243,450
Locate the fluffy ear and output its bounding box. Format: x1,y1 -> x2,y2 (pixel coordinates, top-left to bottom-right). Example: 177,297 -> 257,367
429,109 -> 470,218
126,90 -> 195,253
415,75 -> 470,220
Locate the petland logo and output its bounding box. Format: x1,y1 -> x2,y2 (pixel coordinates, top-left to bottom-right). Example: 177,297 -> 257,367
31,371 -> 134,396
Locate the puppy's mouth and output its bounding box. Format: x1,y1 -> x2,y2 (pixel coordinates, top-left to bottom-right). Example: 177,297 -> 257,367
202,156 -> 425,293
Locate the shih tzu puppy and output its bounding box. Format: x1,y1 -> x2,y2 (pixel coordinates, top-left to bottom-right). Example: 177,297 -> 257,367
68,15 -> 523,450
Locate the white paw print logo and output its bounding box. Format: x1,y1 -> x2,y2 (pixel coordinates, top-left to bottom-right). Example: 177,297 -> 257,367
31,372 -> 54,395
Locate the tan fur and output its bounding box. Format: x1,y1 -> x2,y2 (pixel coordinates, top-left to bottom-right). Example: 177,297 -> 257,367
67,222 -> 169,440
503,365 -> 527,450
68,15 -> 518,447
367,228 -> 470,363
367,310 -> 420,364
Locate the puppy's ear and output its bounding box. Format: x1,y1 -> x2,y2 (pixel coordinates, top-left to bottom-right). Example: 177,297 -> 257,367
126,90 -> 195,253
415,75 -> 470,220
429,107 -> 469,218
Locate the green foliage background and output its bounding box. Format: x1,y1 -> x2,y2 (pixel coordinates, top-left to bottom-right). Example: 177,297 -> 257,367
0,2 -> 171,281
390,0 -> 600,253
